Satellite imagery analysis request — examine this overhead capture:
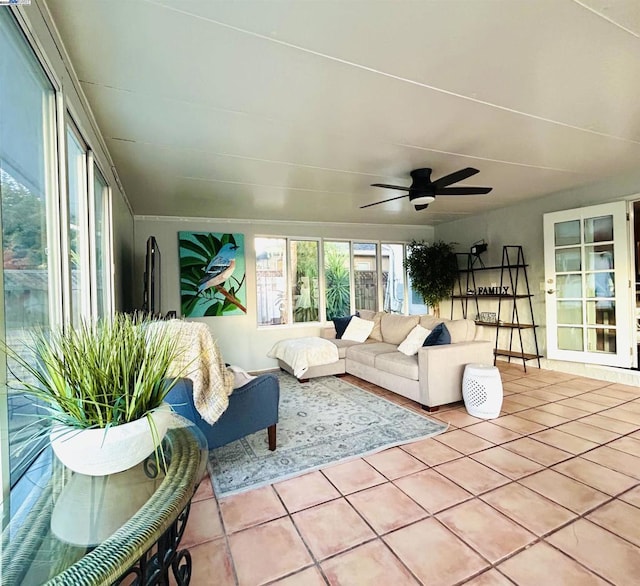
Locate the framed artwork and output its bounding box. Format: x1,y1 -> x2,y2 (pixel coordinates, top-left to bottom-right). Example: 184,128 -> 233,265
178,232 -> 246,317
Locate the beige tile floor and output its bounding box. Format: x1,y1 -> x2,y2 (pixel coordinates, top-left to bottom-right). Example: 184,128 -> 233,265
180,363 -> 640,585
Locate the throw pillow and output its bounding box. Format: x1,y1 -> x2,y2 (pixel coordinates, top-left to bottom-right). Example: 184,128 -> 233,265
332,315 -> 355,339
398,324 -> 431,356
423,323 -> 451,346
342,316 -> 375,343
227,365 -> 257,389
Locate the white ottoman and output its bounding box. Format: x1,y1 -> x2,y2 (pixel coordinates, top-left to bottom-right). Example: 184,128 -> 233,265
462,363 -> 503,419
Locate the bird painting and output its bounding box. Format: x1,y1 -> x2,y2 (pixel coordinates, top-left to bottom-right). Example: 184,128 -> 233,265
198,243 -> 239,293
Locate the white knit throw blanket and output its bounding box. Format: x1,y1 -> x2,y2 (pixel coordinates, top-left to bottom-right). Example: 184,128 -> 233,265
156,320 -> 234,424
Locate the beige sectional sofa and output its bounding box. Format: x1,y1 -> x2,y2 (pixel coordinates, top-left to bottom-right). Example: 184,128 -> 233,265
278,310 -> 494,410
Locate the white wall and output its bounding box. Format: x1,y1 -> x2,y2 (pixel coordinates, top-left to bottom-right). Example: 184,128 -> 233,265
436,169 -> 640,384
134,216 -> 433,370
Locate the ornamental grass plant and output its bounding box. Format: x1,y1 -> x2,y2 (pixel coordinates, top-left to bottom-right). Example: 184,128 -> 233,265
4,313 -> 182,431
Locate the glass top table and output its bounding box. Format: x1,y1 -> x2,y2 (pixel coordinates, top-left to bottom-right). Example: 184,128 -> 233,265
1,415 -> 207,585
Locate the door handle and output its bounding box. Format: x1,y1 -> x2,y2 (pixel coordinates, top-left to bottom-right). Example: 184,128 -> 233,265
547,289 -> 555,294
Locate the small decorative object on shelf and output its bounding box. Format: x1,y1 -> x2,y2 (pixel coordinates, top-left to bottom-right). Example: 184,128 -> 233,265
477,312 -> 498,324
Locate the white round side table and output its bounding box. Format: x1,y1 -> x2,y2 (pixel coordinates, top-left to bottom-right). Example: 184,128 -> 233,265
462,363 -> 503,419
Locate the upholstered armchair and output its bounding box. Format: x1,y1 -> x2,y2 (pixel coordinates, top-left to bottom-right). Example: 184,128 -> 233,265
165,373 -> 280,450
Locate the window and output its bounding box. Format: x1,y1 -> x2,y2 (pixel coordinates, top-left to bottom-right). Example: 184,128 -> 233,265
256,238 -> 287,326
0,12 -> 114,492
354,242 -> 378,312
0,10 -> 58,486
382,244 -> 405,314
324,241 -> 351,320
66,123 -> 90,325
406,246 -> 428,315
257,238 -> 424,326
290,240 -> 319,323
92,165 -> 111,318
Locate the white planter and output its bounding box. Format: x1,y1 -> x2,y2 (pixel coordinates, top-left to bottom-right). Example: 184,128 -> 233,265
50,403 -> 173,476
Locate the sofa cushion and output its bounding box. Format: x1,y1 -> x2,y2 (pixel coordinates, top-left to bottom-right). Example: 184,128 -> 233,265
328,338 -> 361,359
342,316 -> 375,342
375,352 -> 419,380
332,315 -> 355,339
380,314 -> 420,345
398,324 -> 431,355
445,319 -> 477,343
346,342 -> 398,367
420,315 -> 443,331
423,323 -> 451,346
358,310 -> 383,341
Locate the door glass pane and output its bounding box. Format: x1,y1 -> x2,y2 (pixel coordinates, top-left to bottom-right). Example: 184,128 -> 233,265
382,244 -> 404,314
324,241 -> 350,320
587,328 -> 616,353
557,301 -> 582,324
585,245 -> 614,271
0,10 -> 56,486
93,167 -> 109,318
554,220 -> 580,246
256,238 -> 287,325
586,301 -> 616,325
584,215 -> 613,243
290,240 -> 319,323
555,248 -> 581,272
556,274 -> 582,298
66,127 -> 88,326
585,272 -> 614,298
558,327 -> 583,351
354,242 -> 378,312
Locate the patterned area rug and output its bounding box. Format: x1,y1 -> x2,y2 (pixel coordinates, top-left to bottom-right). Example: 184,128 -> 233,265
208,373 -> 448,497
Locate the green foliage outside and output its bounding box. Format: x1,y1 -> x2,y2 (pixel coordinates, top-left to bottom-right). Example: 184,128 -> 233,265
324,245 -> 350,320
292,241 -> 319,322
404,240 -> 458,312
1,170 -> 46,269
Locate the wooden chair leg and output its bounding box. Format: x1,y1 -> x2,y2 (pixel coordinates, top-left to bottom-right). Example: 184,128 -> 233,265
267,424 -> 277,451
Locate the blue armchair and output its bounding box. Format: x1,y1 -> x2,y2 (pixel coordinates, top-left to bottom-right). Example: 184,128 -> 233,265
165,373 -> 280,450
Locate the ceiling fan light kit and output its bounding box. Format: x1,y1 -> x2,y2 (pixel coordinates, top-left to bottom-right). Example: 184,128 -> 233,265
363,167 -> 493,212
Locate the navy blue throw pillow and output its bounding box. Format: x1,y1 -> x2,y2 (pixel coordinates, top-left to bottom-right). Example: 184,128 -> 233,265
423,323 -> 451,346
332,315 -> 354,339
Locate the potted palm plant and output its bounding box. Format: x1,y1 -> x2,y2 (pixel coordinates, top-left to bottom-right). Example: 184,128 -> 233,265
4,313 -> 182,476
404,240 -> 459,317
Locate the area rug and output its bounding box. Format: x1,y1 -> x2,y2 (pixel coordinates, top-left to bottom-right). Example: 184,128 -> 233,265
208,373 -> 448,497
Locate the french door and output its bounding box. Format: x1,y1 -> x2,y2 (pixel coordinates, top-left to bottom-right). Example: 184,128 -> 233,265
543,201 -> 633,368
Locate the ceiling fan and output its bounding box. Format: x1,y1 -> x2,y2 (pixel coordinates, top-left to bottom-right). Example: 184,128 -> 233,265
362,167 -> 492,211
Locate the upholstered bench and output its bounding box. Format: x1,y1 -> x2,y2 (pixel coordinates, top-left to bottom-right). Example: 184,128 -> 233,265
268,336 -> 347,382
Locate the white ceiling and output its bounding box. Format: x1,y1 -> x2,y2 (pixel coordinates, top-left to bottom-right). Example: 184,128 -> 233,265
46,0 -> 640,225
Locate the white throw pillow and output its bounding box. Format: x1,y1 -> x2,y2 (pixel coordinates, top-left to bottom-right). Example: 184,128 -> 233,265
397,324 -> 431,356
342,316 -> 375,343
228,365 -> 257,389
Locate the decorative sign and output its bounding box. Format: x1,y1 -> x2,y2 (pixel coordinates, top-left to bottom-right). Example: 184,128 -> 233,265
476,286 -> 509,295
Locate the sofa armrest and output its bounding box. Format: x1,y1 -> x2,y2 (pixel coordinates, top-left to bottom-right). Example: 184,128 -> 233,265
418,340 -> 494,408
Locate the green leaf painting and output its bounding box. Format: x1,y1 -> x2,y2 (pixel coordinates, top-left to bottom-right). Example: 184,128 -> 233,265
178,232 -> 246,317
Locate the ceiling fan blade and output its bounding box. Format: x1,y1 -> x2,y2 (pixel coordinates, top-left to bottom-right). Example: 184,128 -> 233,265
432,167 -> 479,188
370,183 -> 410,192
414,203 -> 430,211
360,193 -> 410,208
436,186 -> 493,196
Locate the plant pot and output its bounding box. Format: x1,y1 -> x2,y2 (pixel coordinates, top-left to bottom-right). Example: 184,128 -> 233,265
50,403 -> 173,476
